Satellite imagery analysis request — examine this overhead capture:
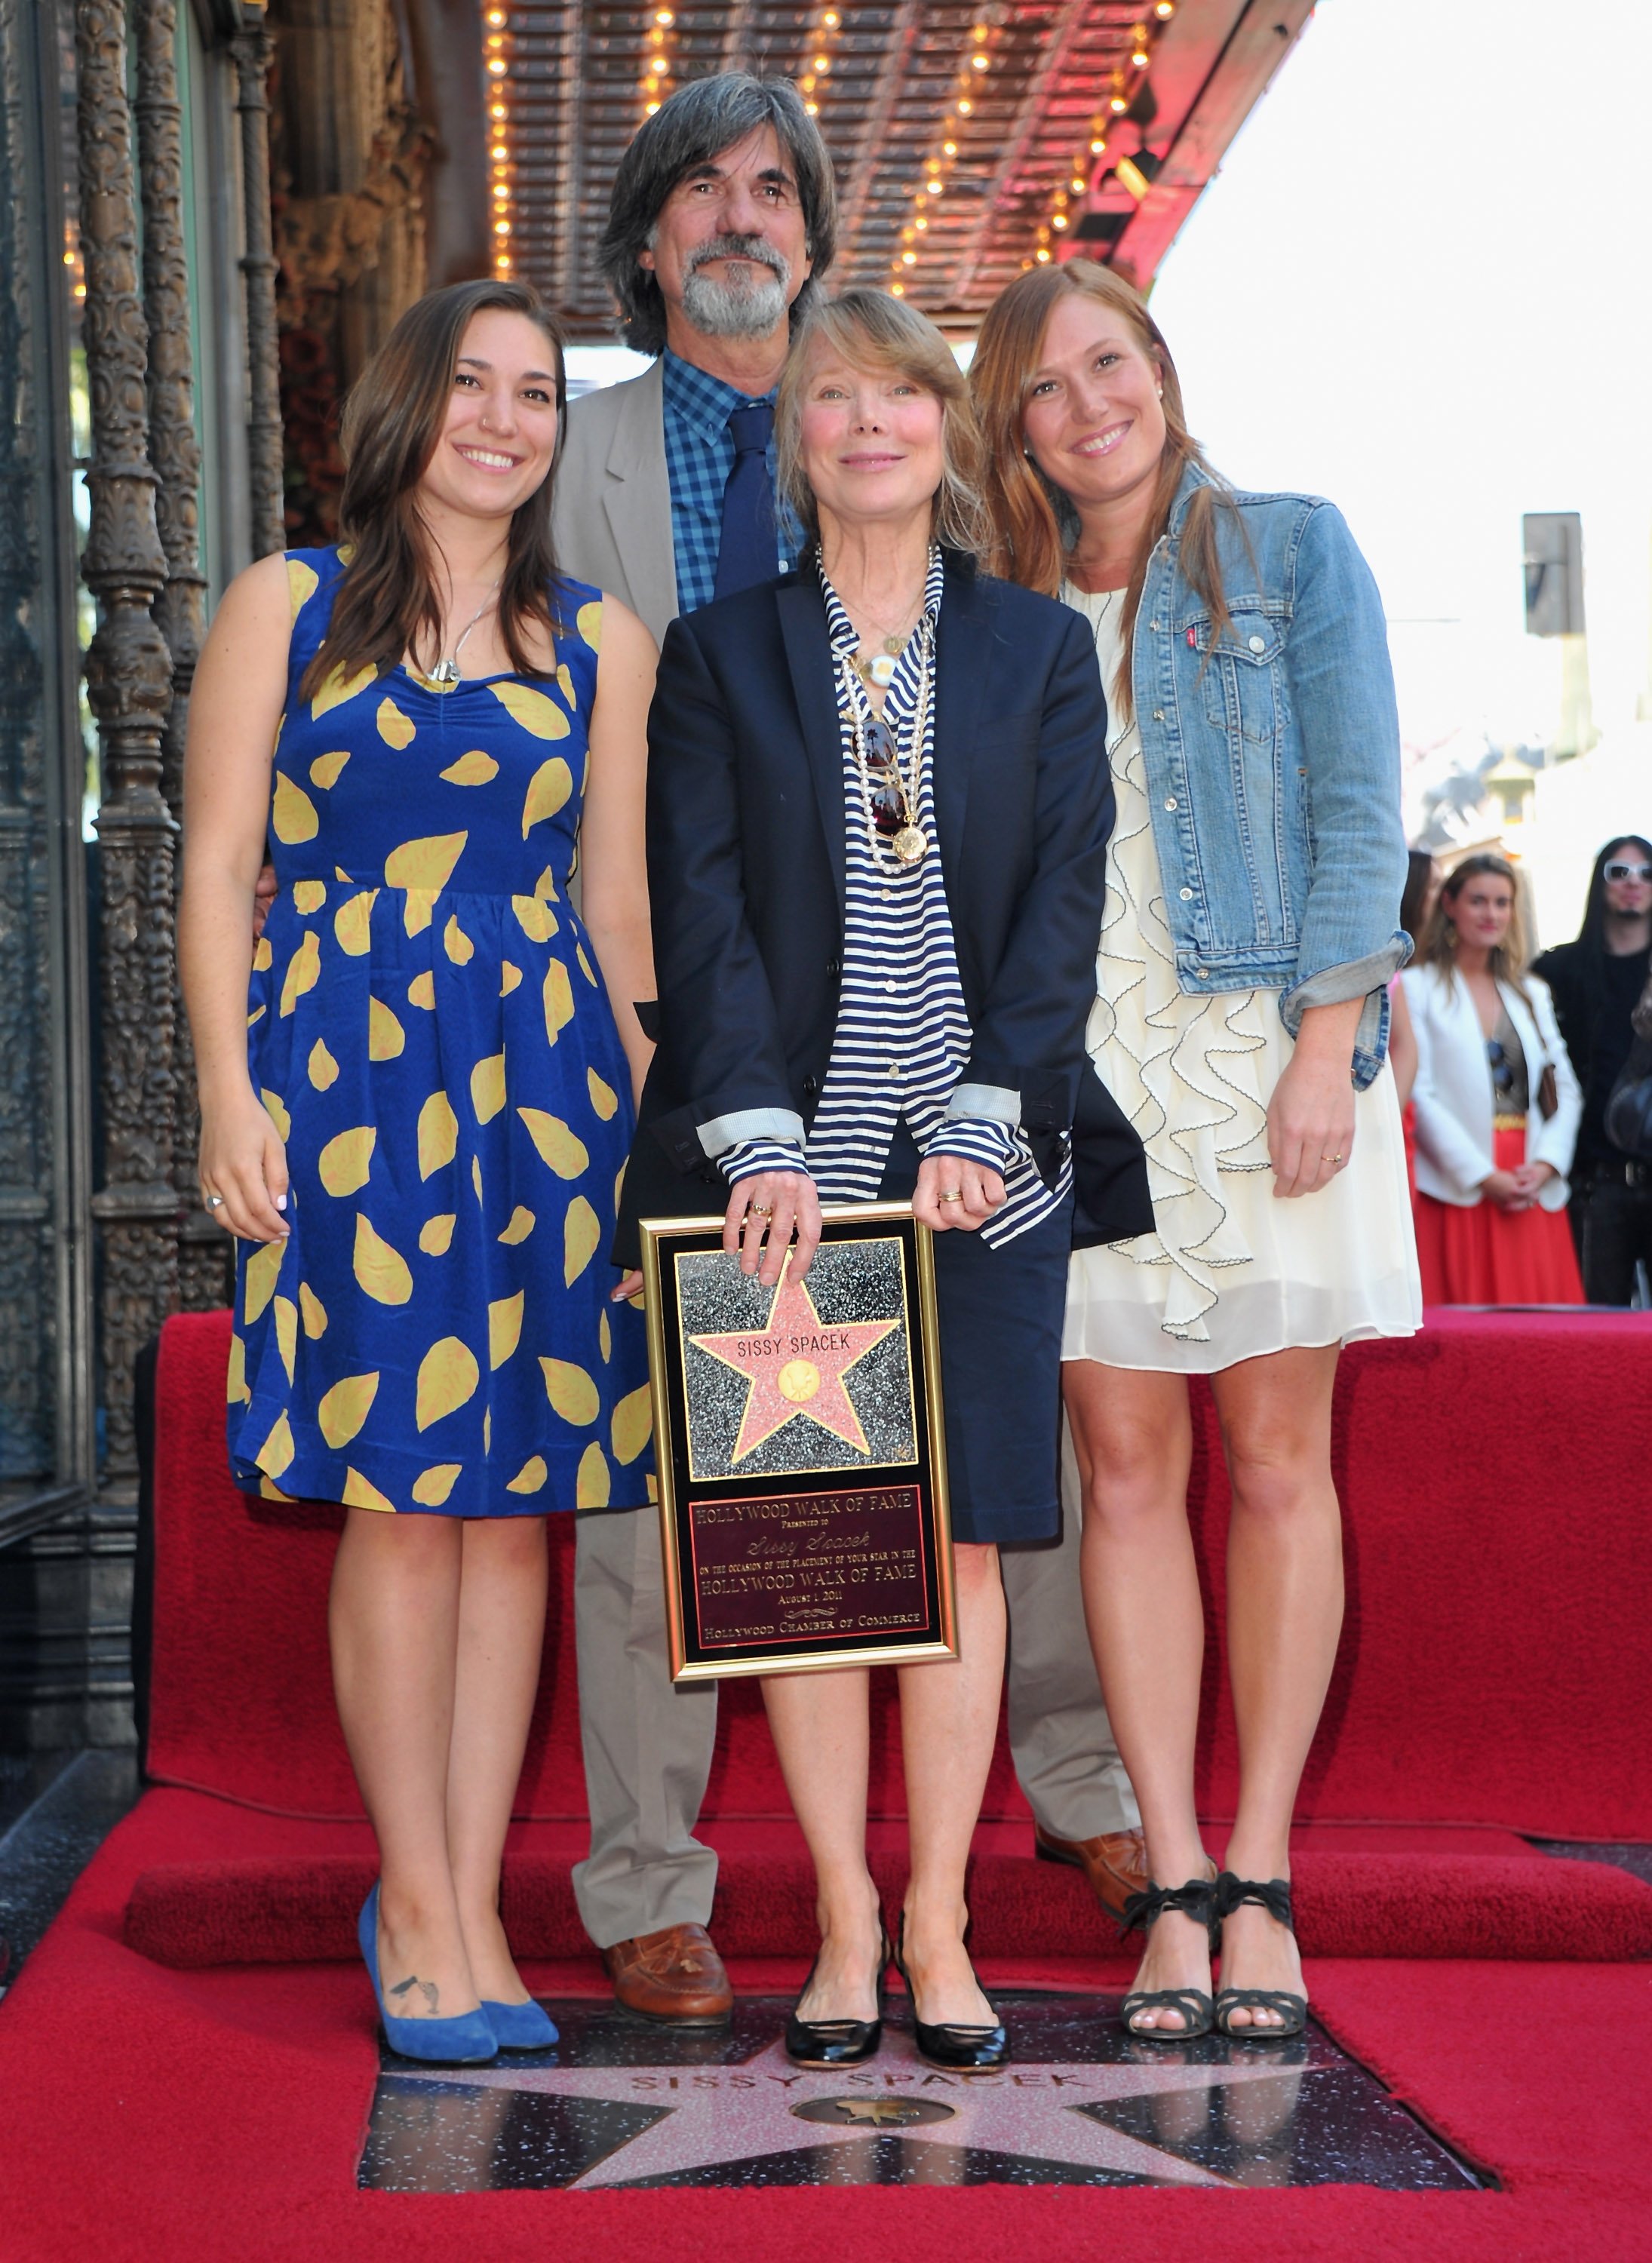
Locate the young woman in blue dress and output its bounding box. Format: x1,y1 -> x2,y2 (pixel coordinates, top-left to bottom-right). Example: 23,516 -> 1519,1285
180,281 -> 659,2062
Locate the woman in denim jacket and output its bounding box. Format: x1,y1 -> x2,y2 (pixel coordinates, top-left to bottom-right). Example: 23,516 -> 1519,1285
973,263 -> 1420,2043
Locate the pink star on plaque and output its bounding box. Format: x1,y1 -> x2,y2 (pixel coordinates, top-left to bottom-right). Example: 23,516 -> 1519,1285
688,1251 -> 898,1464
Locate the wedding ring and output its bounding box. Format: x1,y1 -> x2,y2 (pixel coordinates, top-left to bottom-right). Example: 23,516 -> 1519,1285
938,1190 -> 964,1203
749,1202 -> 774,1217
1322,1153 -> 1344,1165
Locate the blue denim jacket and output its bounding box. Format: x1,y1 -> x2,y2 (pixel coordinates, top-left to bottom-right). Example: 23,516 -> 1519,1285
1129,462 -> 1409,1088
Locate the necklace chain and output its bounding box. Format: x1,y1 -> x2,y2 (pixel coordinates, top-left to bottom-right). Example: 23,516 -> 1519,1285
424,580 -> 502,690
840,613 -> 935,874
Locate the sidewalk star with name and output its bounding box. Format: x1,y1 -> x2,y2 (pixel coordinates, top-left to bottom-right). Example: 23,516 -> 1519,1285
687,1253 -> 897,1463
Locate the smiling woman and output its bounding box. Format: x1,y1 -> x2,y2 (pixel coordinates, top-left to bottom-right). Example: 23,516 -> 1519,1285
177,276 -> 662,2071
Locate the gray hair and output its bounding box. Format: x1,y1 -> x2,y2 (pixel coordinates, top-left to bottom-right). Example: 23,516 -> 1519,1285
776,290 -> 993,565
597,73 -> 837,356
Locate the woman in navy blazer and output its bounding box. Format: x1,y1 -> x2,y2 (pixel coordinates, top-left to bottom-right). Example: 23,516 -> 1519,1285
622,292 -> 1149,2072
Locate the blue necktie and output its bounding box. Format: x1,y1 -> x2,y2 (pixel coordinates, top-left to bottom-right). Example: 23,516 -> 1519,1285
712,401 -> 777,601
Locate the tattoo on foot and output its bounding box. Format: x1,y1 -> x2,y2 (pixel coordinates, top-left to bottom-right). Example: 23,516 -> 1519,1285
389,1975 -> 440,2013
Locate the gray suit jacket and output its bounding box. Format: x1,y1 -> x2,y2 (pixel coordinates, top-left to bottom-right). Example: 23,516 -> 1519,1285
551,358 -> 677,646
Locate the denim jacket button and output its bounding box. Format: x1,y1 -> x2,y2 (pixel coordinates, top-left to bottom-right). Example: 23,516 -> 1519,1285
1152,708 -> 1165,721
1179,887 -> 1193,901
1149,619 -> 1161,631
1248,634 -> 1266,652
1164,797 -> 1178,811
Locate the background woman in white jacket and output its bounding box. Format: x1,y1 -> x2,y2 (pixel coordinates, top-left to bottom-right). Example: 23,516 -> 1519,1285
1402,854 -> 1584,1303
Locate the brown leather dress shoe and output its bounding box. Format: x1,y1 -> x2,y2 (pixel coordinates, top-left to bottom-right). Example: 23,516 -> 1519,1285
1034,1824 -> 1150,1924
602,1921 -> 733,2025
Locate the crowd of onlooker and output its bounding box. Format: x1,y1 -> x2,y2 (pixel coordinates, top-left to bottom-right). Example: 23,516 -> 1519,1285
1391,835 -> 1652,1307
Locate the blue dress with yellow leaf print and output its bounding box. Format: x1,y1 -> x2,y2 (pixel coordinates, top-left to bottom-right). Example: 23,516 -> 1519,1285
226,548 -> 653,1517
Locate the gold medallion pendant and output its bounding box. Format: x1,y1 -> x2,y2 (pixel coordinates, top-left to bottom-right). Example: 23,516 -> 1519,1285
892,824 -> 929,865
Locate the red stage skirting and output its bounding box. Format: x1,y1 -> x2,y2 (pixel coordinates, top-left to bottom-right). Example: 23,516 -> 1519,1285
146,1307 -> 1652,1840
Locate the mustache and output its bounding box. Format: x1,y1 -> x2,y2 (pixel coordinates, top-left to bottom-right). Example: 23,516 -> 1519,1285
683,234 -> 790,286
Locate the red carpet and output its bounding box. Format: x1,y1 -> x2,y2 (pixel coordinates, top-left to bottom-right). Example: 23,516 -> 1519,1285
147,1308 -> 1652,1837
3,1307 -> 1649,2256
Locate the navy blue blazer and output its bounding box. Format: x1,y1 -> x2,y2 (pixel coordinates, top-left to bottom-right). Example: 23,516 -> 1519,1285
616,551 -> 1152,1260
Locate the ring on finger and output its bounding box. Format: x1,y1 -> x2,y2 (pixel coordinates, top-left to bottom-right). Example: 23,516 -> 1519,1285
938,1190 -> 964,1203
1320,1152 -> 1344,1165
749,1202 -> 774,1218
204,1193 -> 224,1211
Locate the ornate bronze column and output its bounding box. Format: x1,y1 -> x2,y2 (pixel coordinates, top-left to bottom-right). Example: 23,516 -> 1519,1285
134,0 -> 226,1316
75,0 -> 179,1485
232,6 -> 285,560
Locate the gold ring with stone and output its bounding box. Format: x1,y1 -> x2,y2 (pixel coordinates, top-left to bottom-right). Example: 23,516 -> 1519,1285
749,1202 -> 774,1217
938,1190 -> 964,1203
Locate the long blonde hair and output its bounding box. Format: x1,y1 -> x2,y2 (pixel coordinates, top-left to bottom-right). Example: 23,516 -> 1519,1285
970,259 -> 1245,698
1417,852 -> 1532,1002
775,289 -> 992,560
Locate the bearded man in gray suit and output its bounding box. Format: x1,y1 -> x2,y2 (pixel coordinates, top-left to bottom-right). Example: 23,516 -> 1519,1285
553,72 -> 1144,2028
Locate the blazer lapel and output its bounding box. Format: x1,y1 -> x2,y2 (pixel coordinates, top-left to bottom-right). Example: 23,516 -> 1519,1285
776,573 -> 847,916
601,361 -> 677,639
933,554 -> 993,874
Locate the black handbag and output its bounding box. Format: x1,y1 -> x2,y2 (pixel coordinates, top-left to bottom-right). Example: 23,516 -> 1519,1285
1604,1035 -> 1652,1162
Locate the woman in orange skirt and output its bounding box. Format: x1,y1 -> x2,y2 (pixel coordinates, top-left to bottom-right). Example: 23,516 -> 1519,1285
1402,854 -> 1585,1303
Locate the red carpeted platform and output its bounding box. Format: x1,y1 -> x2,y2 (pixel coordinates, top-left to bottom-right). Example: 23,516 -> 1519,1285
4,1306 -> 1650,2258
146,1307 -> 1652,1838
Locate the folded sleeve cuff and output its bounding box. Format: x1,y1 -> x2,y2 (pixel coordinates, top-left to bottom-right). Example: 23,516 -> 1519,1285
698,1106 -> 808,1159
925,1116 -> 1018,1172
720,1138 -> 808,1187
944,1081 -> 1022,1128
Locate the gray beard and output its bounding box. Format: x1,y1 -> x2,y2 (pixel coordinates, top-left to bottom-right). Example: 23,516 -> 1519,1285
680,257 -> 790,340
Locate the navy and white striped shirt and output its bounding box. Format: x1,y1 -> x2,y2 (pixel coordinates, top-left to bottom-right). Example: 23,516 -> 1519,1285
717,551 -> 1067,1250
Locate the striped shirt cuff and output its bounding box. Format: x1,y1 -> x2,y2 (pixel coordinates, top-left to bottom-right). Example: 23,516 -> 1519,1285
925,1116 -> 1019,1173
944,1082 -> 1022,1128
720,1138 -> 809,1187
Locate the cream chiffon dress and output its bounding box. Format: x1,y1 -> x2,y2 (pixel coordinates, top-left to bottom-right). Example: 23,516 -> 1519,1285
1061,585 -> 1421,1374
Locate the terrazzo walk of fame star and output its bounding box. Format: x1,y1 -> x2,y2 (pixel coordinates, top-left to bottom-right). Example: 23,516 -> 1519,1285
358,1996 -> 1485,2194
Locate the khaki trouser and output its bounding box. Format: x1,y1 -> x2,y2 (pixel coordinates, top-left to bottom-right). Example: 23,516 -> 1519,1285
570,1422 -> 1138,1948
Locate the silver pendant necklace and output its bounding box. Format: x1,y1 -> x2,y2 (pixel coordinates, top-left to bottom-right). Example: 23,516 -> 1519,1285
425,582 -> 501,690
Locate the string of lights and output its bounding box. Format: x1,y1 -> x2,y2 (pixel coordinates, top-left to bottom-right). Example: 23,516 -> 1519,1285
485,6 -> 512,276
889,8 -> 1003,299
1030,0 -> 1175,270
641,8 -> 678,119
797,7 -> 846,121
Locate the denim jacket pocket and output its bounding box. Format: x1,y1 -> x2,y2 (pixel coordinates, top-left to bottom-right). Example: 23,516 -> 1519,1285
1190,610 -> 1285,748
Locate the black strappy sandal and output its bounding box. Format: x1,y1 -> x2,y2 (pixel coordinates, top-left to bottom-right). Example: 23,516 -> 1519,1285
1119,1875 -> 1219,2040
1213,1872 -> 1307,2040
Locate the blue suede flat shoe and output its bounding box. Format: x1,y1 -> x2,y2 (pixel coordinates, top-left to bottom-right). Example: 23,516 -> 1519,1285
358,1886 -> 497,2065
483,1997 -> 559,2051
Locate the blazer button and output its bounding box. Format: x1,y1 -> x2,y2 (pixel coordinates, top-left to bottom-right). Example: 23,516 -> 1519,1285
803,1075 -> 819,1098
825,956 -> 840,978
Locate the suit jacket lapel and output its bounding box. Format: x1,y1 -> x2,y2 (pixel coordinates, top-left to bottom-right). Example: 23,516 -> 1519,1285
601,361 -> 677,638
933,555 -> 992,877
776,573 -> 847,916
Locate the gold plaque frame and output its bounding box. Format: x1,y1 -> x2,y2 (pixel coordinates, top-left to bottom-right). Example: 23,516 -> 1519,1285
638,1202 -> 957,1681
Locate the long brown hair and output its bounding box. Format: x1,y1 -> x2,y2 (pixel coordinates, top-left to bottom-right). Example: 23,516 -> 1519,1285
970,260 -> 1245,699
298,280 -> 569,704
1417,852 -> 1532,1002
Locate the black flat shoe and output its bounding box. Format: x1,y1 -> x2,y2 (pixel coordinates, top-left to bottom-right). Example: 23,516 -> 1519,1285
1119,1872 -> 1219,2041
785,1929 -> 890,2068
894,1914 -> 1008,2071
1213,1872 -> 1308,2040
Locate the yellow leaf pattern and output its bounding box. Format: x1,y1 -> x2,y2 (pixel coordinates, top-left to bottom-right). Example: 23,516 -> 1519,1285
470,1052 -> 506,1123
310,660 -> 377,720
385,833 -> 468,893
586,1067 -> 619,1120
512,895 -> 557,943
417,1092 -> 458,1180
542,1357 -> 599,1426
507,1455 -> 548,1495
244,1236 -> 285,1324
318,1125 -> 376,1196
279,931 -> 321,1016
287,557 -> 319,617
490,680 -> 570,739
309,750 -> 351,789
521,757 -> 573,837
226,1331 -> 249,1405
292,880 -> 327,914
518,1107 -> 589,1178
489,1291 -> 524,1370
564,1196 -> 600,1285
333,890 -> 376,956
440,750 -> 498,785
598,1308 -> 612,1365
543,959 -> 575,1044
611,1384 -> 652,1466
416,1336 -> 479,1430
272,773 -> 319,843
576,599 -> 602,652
299,1283 -> 327,1338
419,1212 -> 456,1255
376,696 -> 415,750
273,1295 -> 298,1383
252,936 -> 273,972
498,1205 -> 535,1245
318,1371 -> 379,1448
309,1037 -> 339,1089
444,913 -> 474,965
261,1088 -> 291,1141
499,961 -> 523,995
576,1442 -> 611,1508
342,1467 -> 396,1512
407,971 -> 435,1009
369,996 -> 406,1060
354,1215 -> 413,1304
256,1410 -> 296,1479
412,1465 -> 462,1506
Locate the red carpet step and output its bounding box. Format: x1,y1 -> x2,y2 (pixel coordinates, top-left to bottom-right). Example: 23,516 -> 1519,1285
124,1844 -> 1652,1969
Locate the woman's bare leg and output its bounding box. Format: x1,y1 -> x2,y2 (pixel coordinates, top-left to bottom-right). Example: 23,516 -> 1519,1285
895,1540 -> 1004,2027
1064,1362 -> 1209,2030
1209,1343 -> 1342,2028
760,1666 -> 882,2019
329,1507 -> 480,2018
447,1515 -> 550,2004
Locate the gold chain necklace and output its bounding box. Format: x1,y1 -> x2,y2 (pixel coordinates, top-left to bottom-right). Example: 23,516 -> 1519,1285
840,616 -> 935,870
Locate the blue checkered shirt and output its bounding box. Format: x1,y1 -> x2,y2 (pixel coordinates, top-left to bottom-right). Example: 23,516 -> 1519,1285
660,350 -> 803,615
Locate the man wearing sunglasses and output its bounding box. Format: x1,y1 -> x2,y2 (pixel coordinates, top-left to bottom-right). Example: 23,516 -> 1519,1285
1534,836 -> 1652,1301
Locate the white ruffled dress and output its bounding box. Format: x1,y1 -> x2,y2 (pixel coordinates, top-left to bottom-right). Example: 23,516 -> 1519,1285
1061,586 -> 1421,1374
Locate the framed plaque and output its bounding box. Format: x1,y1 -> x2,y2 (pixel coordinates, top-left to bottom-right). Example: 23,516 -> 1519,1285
637,1202 -> 956,1682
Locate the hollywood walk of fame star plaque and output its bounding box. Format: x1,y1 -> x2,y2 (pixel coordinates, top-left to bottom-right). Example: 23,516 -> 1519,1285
637,1202 -> 956,1681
